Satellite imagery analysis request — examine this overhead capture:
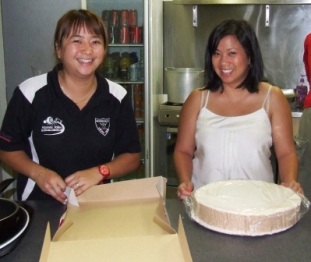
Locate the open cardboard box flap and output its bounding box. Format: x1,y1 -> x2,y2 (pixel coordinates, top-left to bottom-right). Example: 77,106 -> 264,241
40,176 -> 192,262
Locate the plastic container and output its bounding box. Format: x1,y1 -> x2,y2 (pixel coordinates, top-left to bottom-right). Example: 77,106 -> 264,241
296,75 -> 308,110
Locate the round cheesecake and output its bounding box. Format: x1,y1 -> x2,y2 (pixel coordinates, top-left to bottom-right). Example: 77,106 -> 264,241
191,180 -> 301,236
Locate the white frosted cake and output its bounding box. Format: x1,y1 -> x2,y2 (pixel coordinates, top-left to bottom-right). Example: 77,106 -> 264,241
191,180 -> 301,236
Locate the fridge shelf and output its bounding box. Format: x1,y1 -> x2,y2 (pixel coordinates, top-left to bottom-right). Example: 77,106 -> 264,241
109,44 -> 143,47
135,118 -> 144,124
114,80 -> 144,84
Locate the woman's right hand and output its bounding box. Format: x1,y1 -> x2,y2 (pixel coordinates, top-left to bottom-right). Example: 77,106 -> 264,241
177,181 -> 194,200
33,168 -> 67,203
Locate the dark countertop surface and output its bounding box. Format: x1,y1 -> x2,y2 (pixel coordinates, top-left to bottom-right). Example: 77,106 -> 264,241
1,197 -> 310,262
1,149 -> 310,262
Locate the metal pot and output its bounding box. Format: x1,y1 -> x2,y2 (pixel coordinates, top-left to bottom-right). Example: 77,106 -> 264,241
0,178 -> 21,245
164,67 -> 205,103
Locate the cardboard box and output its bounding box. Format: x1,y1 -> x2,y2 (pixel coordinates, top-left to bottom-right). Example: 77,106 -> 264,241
40,176 -> 192,262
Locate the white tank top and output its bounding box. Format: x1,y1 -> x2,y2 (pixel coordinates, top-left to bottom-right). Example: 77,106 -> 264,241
192,87 -> 274,190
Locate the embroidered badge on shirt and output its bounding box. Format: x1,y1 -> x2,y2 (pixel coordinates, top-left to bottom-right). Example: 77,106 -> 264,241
95,118 -> 110,136
41,117 -> 65,135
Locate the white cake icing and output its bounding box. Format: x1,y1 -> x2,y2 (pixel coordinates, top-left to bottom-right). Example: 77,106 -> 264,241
191,180 -> 301,236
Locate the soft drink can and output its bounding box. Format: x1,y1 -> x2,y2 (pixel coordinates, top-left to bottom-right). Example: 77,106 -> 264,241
109,26 -> 120,44
129,26 -> 134,43
120,10 -> 129,26
128,9 -> 137,26
120,26 -> 129,44
111,10 -> 119,27
133,26 -> 142,43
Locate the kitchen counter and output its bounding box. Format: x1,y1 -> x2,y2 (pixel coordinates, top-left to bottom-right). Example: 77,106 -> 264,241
292,111 -> 303,118
2,197 -> 311,261
292,110 -> 303,136
1,158 -> 310,262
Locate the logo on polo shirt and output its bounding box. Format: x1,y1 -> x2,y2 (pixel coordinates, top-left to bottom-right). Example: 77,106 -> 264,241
95,118 -> 110,136
41,117 -> 65,135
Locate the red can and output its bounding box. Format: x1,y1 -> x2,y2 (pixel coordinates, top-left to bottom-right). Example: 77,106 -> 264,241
120,10 -> 129,26
128,9 -> 137,26
133,26 -> 142,43
130,26 -> 142,44
129,26 -> 135,44
110,10 -> 119,27
120,26 -> 129,44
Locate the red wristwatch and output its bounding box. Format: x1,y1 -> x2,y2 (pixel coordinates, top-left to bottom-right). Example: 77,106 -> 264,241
98,164 -> 110,180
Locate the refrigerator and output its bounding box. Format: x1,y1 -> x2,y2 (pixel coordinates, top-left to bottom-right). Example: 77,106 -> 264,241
0,0 -> 165,183
84,0 -> 165,181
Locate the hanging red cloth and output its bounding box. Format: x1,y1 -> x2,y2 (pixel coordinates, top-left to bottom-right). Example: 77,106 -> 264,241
303,33 -> 311,109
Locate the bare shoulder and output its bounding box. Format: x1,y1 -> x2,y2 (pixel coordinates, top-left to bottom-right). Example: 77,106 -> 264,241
187,87 -> 204,99
181,88 -> 204,117
183,88 -> 204,107
265,83 -> 291,117
259,82 -> 285,102
268,84 -> 287,104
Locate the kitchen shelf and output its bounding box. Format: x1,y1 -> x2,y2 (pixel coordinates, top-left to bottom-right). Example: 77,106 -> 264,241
112,80 -> 144,84
109,44 -> 144,47
135,118 -> 144,124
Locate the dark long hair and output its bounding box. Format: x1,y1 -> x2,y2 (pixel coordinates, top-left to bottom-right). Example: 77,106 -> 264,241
54,9 -> 108,70
204,19 -> 264,93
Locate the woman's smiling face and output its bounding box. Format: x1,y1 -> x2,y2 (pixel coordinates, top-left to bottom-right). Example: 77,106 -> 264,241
56,26 -> 106,78
212,35 -> 249,89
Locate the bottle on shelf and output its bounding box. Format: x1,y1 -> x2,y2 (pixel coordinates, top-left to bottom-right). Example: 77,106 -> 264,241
110,52 -> 120,79
133,84 -> 143,118
129,63 -> 139,82
103,55 -> 115,79
138,49 -> 144,81
119,52 -> 130,80
296,75 -> 308,110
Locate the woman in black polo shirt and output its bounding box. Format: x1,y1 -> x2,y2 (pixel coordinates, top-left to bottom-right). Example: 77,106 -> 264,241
0,9 -> 141,203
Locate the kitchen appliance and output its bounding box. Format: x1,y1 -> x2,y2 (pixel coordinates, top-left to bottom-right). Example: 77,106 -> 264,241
0,179 -> 31,257
158,102 -> 183,186
0,206 -> 30,258
164,67 -> 204,103
159,67 -> 204,126
158,102 -> 183,127
164,127 -> 179,187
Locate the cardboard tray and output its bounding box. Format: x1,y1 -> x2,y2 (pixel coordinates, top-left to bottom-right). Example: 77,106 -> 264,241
40,176 -> 192,262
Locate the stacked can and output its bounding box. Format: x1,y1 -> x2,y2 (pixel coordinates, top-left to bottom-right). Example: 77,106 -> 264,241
128,9 -> 141,44
102,10 -> 120,44
102,9 -> 141,44
133,84 -> 144,118
120,10 -> 129,44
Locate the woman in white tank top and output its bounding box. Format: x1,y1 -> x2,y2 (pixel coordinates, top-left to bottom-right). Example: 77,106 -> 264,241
174,19 -> 303,199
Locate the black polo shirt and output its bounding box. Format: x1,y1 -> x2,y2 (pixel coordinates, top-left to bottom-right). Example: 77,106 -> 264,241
0,69 -> 141,200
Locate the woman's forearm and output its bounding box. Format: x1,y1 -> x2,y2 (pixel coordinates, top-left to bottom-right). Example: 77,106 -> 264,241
277,151 -> 299,183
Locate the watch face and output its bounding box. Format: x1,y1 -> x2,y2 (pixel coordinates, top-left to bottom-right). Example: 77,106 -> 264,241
99,165 -> 110,176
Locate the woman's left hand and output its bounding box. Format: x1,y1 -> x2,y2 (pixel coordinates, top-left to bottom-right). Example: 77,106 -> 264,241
65,167 -> 102,196
281,180 -> 304,195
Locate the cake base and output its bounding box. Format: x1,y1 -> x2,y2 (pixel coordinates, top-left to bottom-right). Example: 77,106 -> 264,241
191,180 -> 301,236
